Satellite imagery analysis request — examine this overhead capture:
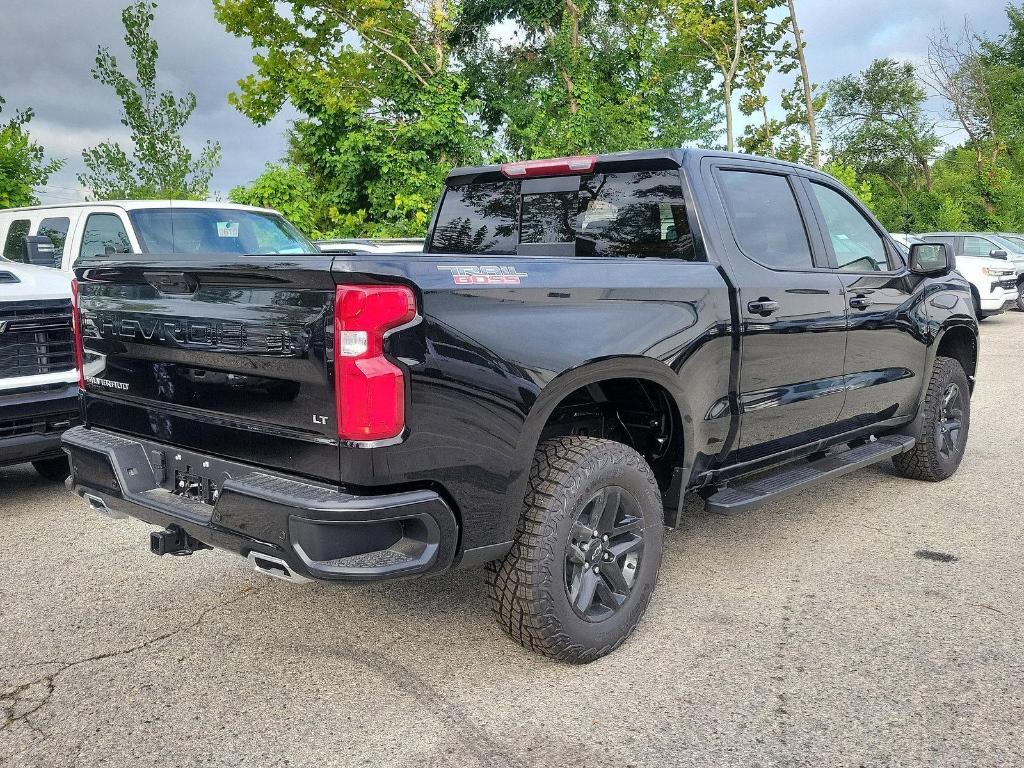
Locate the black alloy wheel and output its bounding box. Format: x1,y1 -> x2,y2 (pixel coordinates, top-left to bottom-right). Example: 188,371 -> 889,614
565,486 -> 645,622
936,382 -> 965,461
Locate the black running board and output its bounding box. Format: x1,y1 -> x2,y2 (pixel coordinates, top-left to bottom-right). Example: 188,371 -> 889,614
705,435 -> 916,515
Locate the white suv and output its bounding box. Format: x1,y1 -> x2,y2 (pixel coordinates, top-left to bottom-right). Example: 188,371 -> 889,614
891,233 -> 1019,319
0,260 -> 80,480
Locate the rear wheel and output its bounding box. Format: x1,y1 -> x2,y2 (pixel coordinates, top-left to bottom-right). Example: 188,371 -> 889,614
486,436 -> 664,663
32,456 -> 70,482
892,357 -> 970,482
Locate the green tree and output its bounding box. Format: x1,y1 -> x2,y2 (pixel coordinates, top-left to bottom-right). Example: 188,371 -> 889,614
214,0 -> 488,237
665,0 -> 789,152
229,164 -> 320,236
78,1 -> 220,200
0,97 -> 63,208
455,0 -> 720,159
821,58 -> 939,194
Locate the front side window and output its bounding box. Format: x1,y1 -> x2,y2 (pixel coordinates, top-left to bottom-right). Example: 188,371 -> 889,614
717,170 -> 812,270
961,236 -> 996,257
79,213 -> 132,259
129,208 -> 315,255
2,219 -> 31,261
985,235 -> 1022,255
810,183 -> 890,272
38,217 -> 71,262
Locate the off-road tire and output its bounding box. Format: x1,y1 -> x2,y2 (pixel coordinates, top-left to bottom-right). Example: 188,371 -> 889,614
486,436 -> 664,663
892,356 -> 970,481
32,456 -> 70,482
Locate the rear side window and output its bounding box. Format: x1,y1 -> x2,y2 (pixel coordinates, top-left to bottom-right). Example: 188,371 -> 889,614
430,170 -> 695,259
430,182 -> 519,254
2,219 -> 31,261
717,170 -> 812,270
38,217 -> 71,262
79,213 -> 132,259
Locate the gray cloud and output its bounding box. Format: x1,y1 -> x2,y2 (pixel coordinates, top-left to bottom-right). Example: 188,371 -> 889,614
0,0 -> 1013,205
0,0 -> 291,203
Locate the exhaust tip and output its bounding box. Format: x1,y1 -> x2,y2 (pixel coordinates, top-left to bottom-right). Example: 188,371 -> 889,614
82,492 -> 128,520
247,552 -> 311,584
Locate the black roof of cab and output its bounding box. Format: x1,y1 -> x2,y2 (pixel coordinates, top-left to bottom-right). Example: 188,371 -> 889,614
444,148 -> 831,187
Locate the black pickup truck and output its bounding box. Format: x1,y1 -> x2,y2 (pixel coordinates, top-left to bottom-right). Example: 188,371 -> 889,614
63,149 -> 977,662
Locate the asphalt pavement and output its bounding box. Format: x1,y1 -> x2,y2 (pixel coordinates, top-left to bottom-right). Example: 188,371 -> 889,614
2,312 -> 1022,768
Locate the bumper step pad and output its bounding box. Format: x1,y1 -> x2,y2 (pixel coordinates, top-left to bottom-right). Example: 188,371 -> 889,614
706,435 -> 916,515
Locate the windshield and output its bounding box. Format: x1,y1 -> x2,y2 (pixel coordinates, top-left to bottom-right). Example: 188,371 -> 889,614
988,234 -> 1024,254
128,208 -> 316,255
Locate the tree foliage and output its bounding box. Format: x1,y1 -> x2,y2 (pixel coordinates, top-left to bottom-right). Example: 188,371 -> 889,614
0,97 -> 62,209
217,0 -> 1024,238
78,1 -> 220,200
455,0 -> 721,159
215,0 -> 489,237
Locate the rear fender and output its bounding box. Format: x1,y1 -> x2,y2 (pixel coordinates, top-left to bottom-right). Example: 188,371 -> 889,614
499,357 -> 693,540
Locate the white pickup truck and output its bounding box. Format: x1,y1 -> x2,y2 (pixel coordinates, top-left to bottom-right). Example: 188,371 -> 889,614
0,201 -> 314,478
0,259 -> 80,480
891,233 -> 1019,320
0,200 -> 314,272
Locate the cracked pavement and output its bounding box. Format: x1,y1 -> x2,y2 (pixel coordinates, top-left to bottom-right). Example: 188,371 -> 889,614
2,313 -> 1023,767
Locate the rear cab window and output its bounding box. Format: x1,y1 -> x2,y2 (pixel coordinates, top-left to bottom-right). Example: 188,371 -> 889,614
428,169 -> 696,260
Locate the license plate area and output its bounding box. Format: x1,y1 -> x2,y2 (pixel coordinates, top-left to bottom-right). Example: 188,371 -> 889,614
173,468 -> 220,505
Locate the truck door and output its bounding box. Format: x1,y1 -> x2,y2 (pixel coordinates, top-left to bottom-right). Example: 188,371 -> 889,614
798,178 -> 927,427
706,160 -> 848,460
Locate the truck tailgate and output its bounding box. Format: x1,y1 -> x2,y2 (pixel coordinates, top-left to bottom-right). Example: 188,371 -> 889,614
76,255 -> 341,482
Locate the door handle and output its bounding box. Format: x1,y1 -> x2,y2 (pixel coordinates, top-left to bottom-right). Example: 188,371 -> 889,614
849,296 -> 872,310
747,299 -> 780,316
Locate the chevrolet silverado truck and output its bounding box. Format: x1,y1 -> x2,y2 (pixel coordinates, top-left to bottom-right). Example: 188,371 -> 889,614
0,259 -> 80,480
62,149 -> 978,662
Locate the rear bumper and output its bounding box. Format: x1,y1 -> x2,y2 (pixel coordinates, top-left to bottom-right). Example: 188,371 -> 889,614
61,426 -> 458,582
0,384 -> 80,468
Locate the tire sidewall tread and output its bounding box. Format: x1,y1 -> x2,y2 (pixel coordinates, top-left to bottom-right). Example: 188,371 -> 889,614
486,436 -> 664,663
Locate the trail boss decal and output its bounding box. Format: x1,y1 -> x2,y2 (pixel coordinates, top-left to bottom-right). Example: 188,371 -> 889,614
437,265 -> 528,285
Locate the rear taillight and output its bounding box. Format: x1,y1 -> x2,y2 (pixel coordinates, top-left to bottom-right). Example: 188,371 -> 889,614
334,285 -> 416,443
501,155 -> 597,179
71,278 -> 85,390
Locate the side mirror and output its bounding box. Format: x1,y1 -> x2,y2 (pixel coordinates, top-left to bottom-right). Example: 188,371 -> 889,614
990,249 -> 1009,260
910,242 -> 954,277
22,235 -> 60,268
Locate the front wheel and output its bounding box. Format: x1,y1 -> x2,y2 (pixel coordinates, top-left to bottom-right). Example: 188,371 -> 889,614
486,437 -> 664,663
892,357 -> 971,481
1016,290 -> 1024,312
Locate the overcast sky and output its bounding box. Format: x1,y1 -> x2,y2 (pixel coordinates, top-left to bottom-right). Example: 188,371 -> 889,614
0,0 -> 1011,205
